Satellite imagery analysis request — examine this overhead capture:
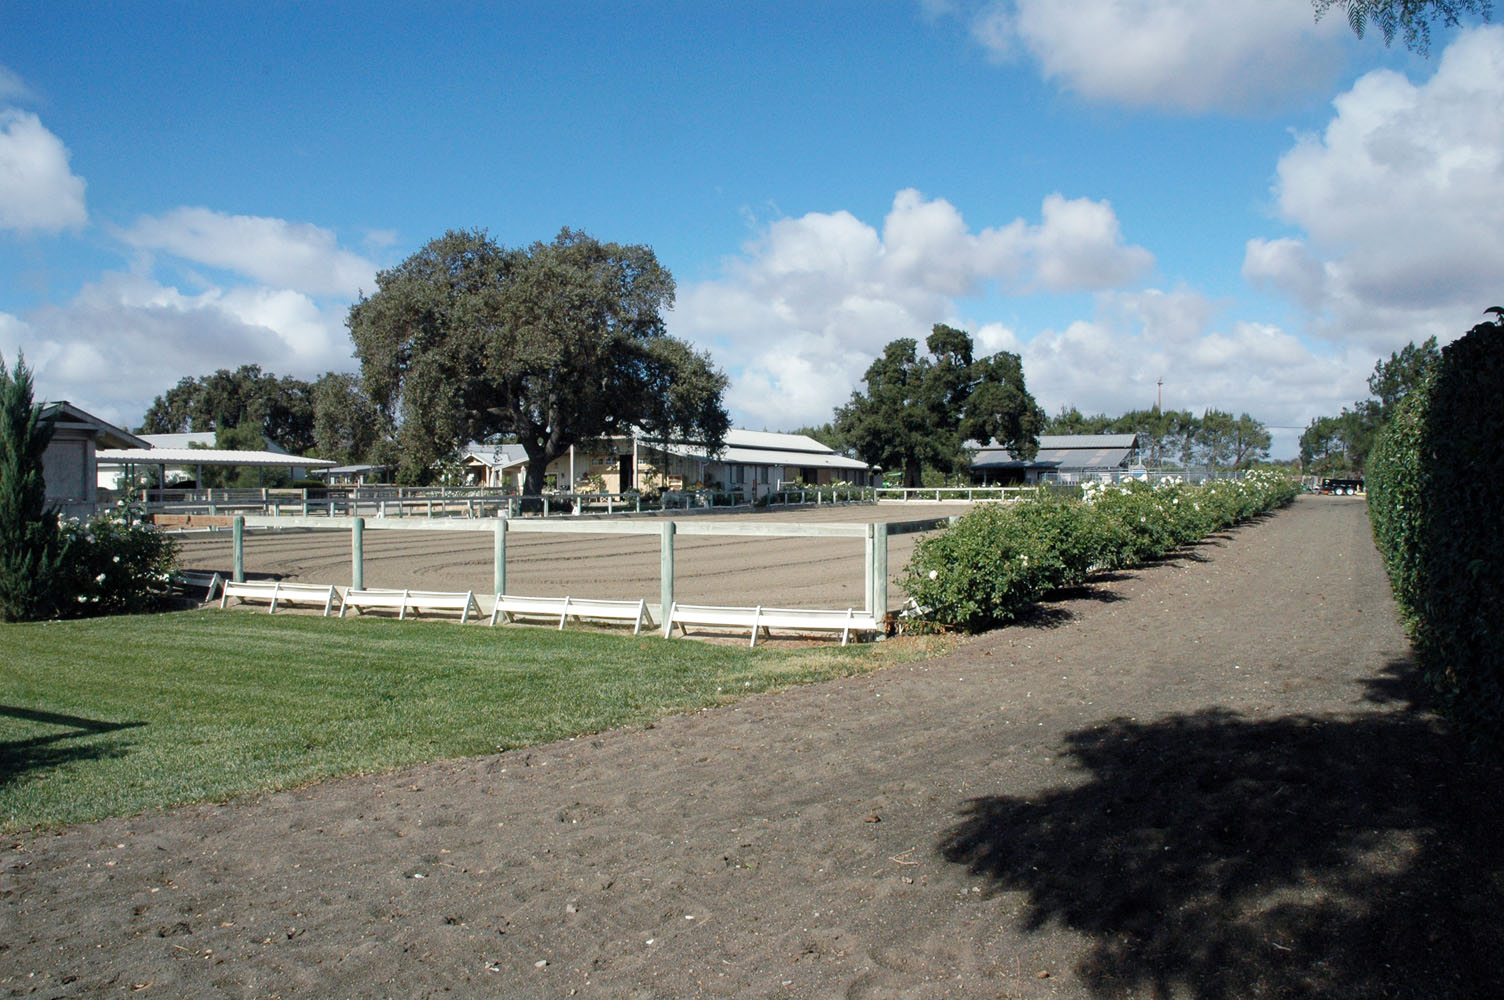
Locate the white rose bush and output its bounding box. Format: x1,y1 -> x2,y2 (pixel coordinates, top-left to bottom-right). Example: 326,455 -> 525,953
904,471 -> 1297,632
55,493 -> 179,616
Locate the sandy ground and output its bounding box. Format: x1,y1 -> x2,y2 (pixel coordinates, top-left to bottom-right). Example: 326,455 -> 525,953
4,496 -> 1501,999
171,502 -> 969,611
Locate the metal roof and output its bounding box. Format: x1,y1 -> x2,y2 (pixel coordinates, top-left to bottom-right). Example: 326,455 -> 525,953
653,440 -> 869,471
719,429 -> 835,454
96,448 -> 334,469
973,433 -> 1138,471
139,432 -> 291,455
462,442 -> 530,468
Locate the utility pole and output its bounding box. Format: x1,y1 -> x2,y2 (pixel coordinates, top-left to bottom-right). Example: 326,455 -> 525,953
1156,377 -> 1163,413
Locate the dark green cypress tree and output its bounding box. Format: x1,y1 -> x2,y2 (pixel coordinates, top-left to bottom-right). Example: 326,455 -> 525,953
0,353 -> 64,621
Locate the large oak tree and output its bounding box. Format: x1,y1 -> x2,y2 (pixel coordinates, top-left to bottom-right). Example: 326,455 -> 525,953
348,228 -> 729,489
836,325 -> 1043,487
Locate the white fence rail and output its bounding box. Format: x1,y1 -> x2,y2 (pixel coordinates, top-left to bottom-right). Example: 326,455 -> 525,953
218,511 -> 954,628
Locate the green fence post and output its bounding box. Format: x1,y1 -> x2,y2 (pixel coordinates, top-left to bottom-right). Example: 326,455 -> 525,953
352,517 -> 364,590
232,516 -> 245,583
660,521 -> 675,621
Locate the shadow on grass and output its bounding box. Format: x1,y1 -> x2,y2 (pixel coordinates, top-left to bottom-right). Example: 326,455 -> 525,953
0,706 -> 145,787
940,700 -> 1504,999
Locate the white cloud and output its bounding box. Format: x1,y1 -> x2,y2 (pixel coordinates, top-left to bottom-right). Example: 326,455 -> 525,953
673,189 -> 1153,429
120,207 -> 377,298
968,0 -> 1345,112
0,64 -> 37,103
1252,26 -> 1504,348
1017,309 -> 1378,458
0,109 -> 87,233
10,272 -> 355,427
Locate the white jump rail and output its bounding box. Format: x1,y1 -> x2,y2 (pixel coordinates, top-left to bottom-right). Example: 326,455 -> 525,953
220,579 -> 342,616
173,570 -> 223,602
663,602 -> 880,647
490,594 -> 652,634
340,588 -> 482,623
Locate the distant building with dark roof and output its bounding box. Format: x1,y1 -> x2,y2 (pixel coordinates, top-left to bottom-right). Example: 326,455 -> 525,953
972,433 -> 1141,484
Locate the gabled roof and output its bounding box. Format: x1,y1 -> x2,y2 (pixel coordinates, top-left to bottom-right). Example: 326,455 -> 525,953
973,433 -> 1139,472
41,401 -> 149,450
720,429 -> 836,455
462,442 -> 529,468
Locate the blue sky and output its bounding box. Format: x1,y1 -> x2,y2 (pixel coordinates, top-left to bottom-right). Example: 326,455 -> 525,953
3,2 -> 1501,458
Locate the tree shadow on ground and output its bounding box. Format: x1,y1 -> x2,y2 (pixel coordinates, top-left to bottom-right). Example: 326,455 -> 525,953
0,706 -> 144,787
940,697 -> 1504,999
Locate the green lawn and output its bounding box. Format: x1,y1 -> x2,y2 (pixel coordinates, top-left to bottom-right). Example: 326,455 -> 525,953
1,610 -> 948,832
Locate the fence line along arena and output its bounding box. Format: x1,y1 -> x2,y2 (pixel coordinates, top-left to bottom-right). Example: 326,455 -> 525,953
173,502 -> 974,638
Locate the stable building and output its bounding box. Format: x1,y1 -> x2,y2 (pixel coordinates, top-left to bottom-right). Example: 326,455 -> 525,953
460,429 -> 875,498
972,433 -> 1141,484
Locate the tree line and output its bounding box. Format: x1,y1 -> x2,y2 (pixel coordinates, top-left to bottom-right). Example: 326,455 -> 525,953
1299,337 -> 1440,477
136,226 -> 1280,493
793,324 -> 1273,487
1043,406 -> 1272,470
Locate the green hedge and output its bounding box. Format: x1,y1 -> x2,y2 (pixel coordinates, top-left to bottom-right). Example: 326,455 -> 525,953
1370,316 -> 1504,752
904,471 -> 1296,632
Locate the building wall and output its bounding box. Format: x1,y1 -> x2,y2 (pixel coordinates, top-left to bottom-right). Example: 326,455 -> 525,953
43,430 -> 95,512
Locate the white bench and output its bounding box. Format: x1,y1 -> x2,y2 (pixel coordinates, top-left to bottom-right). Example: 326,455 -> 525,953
663,603 -> 880,647
340,588 -> 482,623
173,570 -> 223,602
220,579 -> 342,616
490,594 -> 652,635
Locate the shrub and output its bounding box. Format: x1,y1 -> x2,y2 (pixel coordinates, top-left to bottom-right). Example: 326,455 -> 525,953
903,503 -> 1064,631
0,353 -> 65,622
54,494 -> 178,616
1413,317 -> 1504,752
908,471 -> 1297,632
1365,374 -> 1433,623
1088,481 -> 1180,567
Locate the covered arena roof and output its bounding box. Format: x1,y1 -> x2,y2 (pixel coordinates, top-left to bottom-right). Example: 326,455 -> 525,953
972,433 -> 1139,473
96,448 -> 335,470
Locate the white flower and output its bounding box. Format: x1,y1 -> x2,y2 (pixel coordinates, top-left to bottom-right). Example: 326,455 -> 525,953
95,573 -> 107,584
928,569 -> 939,580
1020,555 -> 1029,566
112,555 -> 120,563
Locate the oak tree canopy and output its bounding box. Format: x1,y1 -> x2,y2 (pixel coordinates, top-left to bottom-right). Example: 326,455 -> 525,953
349,228 -> 729,490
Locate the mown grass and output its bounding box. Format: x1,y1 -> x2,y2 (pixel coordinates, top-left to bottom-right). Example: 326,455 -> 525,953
1,610 -> 953,833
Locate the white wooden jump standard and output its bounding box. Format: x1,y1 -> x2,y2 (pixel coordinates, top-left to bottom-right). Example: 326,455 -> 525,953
663,603 -> 879,647
220,579 -> 342,616
341,588 -> 482,623
490,594 -> 651,634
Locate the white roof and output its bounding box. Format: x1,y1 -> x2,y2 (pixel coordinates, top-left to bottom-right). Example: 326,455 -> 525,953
462,442 -> 530,468
96,448 -> 334,469
720,429 -> 835,454
655,440 -> 869,472
140,432 -> 289,455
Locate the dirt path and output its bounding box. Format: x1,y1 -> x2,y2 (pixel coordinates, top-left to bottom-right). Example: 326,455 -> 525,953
5,497 -> 1501,999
